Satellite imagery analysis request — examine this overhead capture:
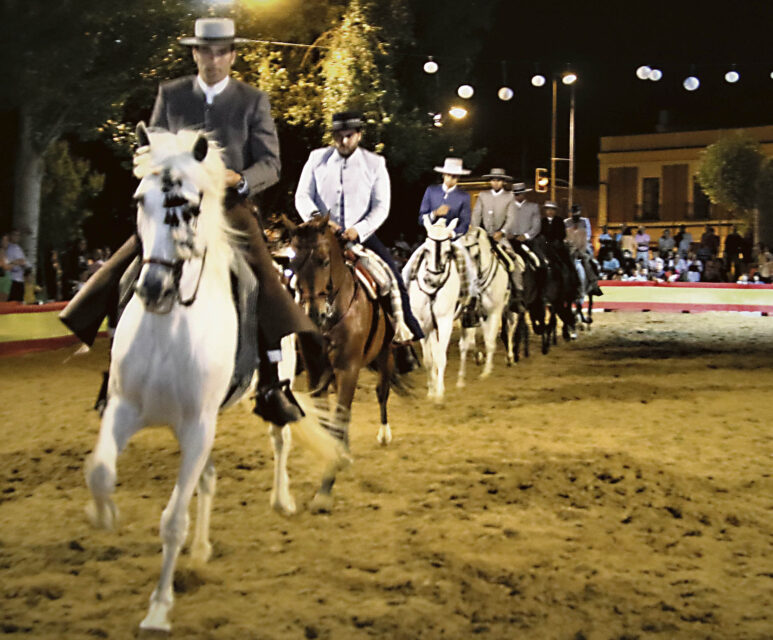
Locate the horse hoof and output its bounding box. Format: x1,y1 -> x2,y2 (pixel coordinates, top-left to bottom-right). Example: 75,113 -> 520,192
456,379 -> 465,389
140,602 -> 172,633
377,425 -> 392,446
270,492 -> 297,517
85,499 -> 118,530
190,541 -> 213,565
309,492 -> 334,514
474,351 -> 485,365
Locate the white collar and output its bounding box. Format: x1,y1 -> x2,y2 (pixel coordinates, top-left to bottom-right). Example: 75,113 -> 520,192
442,184 -> 457,194
333,146 -> 361,164
197,75 -> 230,104
491,188 -> 504,196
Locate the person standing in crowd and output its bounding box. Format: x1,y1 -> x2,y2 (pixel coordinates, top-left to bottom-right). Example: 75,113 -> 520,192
723,225 -> 744,281
5,229 -> 28,302
295,109 -> 423,369
700,225 -> 720,259
619,226 -> 636,256
634,225 -> 651,264
0,232 -> 12,302
59,17 -> 330,426
676,224 -> 693,257
45,249 -> 63,301
657,228 -> 675,258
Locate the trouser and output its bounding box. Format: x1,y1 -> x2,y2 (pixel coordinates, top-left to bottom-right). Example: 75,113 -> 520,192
363,235 -> 424,340
59,199 -> 328,391
8,280 -> 24,302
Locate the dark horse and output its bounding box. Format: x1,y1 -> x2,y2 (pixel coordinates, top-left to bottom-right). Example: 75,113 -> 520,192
284,215 -> 399,510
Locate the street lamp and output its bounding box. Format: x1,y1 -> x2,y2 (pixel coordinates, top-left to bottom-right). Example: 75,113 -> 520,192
551,70 -> 578,209
449,106 -> 467,119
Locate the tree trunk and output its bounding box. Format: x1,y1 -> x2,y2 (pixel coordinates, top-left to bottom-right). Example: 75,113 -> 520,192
13,108 -> 45,278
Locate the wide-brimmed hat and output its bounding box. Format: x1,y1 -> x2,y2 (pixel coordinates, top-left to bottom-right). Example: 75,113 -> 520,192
179,18 -> 251,46
512,182 -> 532,194
433,157 -> 470,176
332,111 -> 364,132
483,168 -> 513,181
543,201 -> 558,210
570,204 -> 583,214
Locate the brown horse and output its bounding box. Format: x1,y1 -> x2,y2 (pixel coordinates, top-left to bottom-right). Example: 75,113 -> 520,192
284,215 -> 399,511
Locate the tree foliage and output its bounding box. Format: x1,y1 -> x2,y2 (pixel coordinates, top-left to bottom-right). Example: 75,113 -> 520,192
697,133 -> 763,214
39,141 -> 104,256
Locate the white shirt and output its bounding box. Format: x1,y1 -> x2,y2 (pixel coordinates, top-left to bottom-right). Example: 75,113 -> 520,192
295,146 -> 390,243
197,75 -> 229,104
6,243 -> 26,282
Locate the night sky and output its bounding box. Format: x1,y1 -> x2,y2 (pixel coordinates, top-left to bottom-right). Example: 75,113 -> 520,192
448,0 -> 773,185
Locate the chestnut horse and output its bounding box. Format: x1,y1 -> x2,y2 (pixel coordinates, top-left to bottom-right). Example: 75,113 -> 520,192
284,215 -> 398,511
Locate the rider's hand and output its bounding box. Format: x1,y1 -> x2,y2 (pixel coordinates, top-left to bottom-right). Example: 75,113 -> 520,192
224,170 -> 242,188
516,234 -> 526,242
328,220 -> 342,233
493,231 -> 504,241
434,204 -> 450,217
342,227 -> 359,242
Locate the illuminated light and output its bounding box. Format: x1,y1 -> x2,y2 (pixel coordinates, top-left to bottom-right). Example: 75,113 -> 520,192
449,106 -> 468,119
457,84 -> 474,99
636,65 -> 651,80
562,72 -> 577,85
725,70 -> 740,83
497,86 -> 514,101
531,74 -> 546,87
423,57 -> 438,74
683,76 -> 700,91
648,68 -> 663,81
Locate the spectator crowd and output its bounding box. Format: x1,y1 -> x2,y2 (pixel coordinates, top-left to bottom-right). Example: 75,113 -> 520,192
596,223 -> 773,284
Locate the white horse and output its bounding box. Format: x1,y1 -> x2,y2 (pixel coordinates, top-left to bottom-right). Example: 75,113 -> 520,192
457,227 -> 510,384
84,124 -> 345,632
404,217 -> 461,402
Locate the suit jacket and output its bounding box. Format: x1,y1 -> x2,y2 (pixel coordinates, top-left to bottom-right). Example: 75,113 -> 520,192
295,146 -> 389,243
419,184 -> 470,237
506,200 -> 542,239
471,190 -> 512,234
541,215 -> 567,244
150,76 -> 280,195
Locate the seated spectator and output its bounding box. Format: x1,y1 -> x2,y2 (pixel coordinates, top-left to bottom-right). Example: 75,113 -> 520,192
650,255 -> 665,280
597,225 -> 616,259
757,244 -> 773,283
686,263 -> 702,282
600,249 -> 620,278
620,249 -> 637,277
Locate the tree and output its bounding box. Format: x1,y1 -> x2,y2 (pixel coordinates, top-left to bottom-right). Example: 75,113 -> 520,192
0,0 -> 191,274
697,132 -> 773,244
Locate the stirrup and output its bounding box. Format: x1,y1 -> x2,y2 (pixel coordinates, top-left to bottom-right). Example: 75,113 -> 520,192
254,380 -> 305,426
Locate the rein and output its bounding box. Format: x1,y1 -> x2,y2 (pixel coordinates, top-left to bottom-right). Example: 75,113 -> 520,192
141,248 -> 208,307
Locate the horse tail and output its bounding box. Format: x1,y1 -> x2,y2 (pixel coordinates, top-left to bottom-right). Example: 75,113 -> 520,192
287,392 -> 353,467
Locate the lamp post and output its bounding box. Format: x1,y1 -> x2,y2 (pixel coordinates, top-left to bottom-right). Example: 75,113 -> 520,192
549,71 -> 577,208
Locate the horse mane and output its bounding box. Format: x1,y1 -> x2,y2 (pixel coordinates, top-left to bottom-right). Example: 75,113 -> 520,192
133,128 -> 235,269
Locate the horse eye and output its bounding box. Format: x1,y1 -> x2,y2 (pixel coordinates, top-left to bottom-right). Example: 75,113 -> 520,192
320,258 -> 330,268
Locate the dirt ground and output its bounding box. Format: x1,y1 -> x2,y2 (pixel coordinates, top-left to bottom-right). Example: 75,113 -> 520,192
1,311 -> 772,640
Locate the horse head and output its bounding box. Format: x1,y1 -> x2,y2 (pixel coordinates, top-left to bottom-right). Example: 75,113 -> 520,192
132,122 -> 229,313
284,214 -> 342,328
422,217 -> 457,275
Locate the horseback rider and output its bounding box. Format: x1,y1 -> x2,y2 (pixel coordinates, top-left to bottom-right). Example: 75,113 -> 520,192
564,204 -> 603,296
58,18 -> 331,427
470,168 -> 524,308
294,110 -> 423,372
505,182 -> 543,269
417,157 -> 479,326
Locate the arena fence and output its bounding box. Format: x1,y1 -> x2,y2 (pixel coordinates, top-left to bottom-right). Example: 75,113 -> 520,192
3,282 -> 773,356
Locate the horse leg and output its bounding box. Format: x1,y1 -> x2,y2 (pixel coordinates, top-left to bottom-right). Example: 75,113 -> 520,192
521,311 -> 530,358
456,326 -> 474,388
269,424 -> 296,516
85,397 -> 141,530
375,352 -> 392,446
502,310 -> 515,366
140,418 -> 216,632
421,335 -> 436,399
190,455 -> 216,563
433,318 -> 453,402
480,312 -> 500,378
310,369 -> 356,513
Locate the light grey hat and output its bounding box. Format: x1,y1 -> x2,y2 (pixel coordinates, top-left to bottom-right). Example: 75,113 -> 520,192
433,157 -> 471,176
179,18 -> 251,46
511,182 -> 533,194
483,168 -> 513,181
543,201 -> 559,209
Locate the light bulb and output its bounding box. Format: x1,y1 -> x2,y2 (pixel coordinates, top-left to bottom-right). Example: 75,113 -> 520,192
457,84 -> 474,99
725,70 -> 739,83
449,106 -> 467,119
497,86 -> 514,101
562,72 -> 577,85
423,59 -> 438,74
683,76 -> 700,91
531,74 -> 546,87
648,68 -> 662,81
636,65 -> 651,80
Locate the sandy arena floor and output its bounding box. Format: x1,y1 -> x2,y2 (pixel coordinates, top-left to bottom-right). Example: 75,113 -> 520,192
0,311 -> 772,640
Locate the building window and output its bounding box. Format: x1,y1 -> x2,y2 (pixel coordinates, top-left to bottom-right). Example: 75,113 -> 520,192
693,179 -> 711,219
642,177 -> 660,220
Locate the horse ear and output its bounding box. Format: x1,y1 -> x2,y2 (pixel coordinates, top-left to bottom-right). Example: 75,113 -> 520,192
318,214 -> 330,227
136,121 -> 150,149
279,214 -> 297,232
192,134 -> 208,162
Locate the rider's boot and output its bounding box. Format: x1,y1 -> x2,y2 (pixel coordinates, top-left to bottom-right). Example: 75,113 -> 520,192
253,345 -> 305,426
393,342 -> 420,374
461,295 -> 480,328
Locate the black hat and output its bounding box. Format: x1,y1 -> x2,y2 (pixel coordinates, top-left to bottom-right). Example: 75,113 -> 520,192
571,204 -> 582,214
332,111 -> 364,132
